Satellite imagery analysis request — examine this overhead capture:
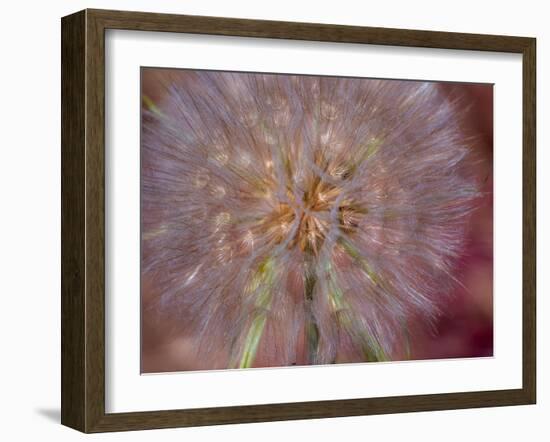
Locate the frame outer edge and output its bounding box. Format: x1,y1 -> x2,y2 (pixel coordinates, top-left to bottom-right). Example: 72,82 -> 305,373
61,10 -> 87,432
84,8 -> 108,432
522,37 -> 536,404
85,8 -> 532,52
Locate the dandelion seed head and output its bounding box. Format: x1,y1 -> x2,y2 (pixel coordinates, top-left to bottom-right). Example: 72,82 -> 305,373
142,71 -> 482,368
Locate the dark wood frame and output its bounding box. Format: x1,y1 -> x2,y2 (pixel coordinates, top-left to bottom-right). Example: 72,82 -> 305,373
61,8 -> 536,433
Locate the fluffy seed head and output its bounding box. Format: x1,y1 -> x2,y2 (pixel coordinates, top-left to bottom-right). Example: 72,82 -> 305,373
142,70 -> 481,369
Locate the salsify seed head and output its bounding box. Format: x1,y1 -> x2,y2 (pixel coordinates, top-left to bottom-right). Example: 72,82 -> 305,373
142,70 -> 482,369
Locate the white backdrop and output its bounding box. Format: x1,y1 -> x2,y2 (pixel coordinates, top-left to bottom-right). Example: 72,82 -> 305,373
0,0 -> 547,441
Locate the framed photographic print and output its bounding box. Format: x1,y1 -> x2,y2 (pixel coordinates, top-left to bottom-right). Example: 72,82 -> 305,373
61,9 -> 536,433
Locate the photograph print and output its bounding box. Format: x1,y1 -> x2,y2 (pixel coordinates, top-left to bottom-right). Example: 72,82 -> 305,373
140,68 -> 493,373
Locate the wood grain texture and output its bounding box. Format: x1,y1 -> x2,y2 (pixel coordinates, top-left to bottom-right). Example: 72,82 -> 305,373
61,8 -> 537,433
522,38 -> 537,403
61,10 -> 86,432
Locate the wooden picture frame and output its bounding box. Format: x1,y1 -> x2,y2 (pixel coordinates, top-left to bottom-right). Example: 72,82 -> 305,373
61,8 -> 536,433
